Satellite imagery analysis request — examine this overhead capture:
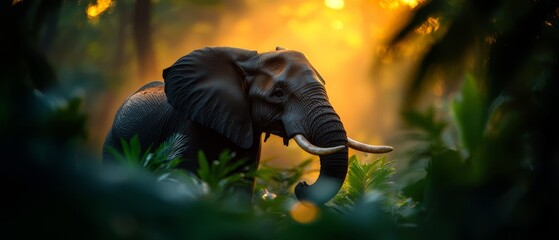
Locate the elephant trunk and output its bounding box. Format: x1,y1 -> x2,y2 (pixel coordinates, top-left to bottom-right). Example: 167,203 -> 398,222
294,103 -> 348,205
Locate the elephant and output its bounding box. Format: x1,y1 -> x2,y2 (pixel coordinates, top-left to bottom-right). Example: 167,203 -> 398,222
103,46 -> 393,205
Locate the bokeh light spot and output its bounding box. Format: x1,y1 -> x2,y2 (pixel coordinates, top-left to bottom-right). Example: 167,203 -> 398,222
290,201 -> 320,224
260,189 -> 277,200
416,17 -> 440,34
380,0 -> 423,9
379,0 -> 400,9
325,0 -> 345,10
86,0 -> 114,19
400,0 -> 422,9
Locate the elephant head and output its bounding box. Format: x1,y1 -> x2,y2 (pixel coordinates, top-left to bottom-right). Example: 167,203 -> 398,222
163,46 -> 393,205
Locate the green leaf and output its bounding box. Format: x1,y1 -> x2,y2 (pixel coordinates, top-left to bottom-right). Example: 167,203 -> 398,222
256,158 -> 314,194
197,151 -> 211,182
331,155 -> 397,211
451,74 -> 487,153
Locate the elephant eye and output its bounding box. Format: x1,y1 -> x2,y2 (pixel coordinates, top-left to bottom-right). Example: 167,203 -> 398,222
270,88 -> 284,100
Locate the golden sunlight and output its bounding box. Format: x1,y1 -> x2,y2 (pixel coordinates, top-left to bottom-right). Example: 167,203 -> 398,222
86,0 -> 113,19
290,201 -> 319,224
331,20 -> 344,30
400,0 -> 422,8
380,0 -> 423,9
324,0 -> 345,10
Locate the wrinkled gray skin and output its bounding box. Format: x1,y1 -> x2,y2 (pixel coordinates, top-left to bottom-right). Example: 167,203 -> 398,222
103,47 -> 348,205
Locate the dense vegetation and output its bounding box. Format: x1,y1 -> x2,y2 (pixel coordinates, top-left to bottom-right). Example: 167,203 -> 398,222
2,0 -> 558,239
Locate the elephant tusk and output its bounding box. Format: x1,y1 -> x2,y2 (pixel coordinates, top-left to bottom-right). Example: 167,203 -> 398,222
294,134 -> 346,155
347,137 -> 393,153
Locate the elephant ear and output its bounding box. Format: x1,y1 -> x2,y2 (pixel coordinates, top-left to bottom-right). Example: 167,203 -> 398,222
163,47 -> 257,149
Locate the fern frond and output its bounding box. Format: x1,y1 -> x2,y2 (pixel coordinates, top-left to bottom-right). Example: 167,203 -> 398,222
331,155 -> 397,211
159,133 -> 189,161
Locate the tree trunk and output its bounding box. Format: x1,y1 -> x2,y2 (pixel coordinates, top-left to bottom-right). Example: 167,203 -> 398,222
132,0 -> 157,82
115,1 -> 129,70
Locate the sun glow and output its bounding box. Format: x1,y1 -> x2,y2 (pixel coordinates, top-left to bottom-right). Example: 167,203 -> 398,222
380,0 -> 423,9
331,20 -> 344,30
324,0 -> 345,10
400,0 -> 422,8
